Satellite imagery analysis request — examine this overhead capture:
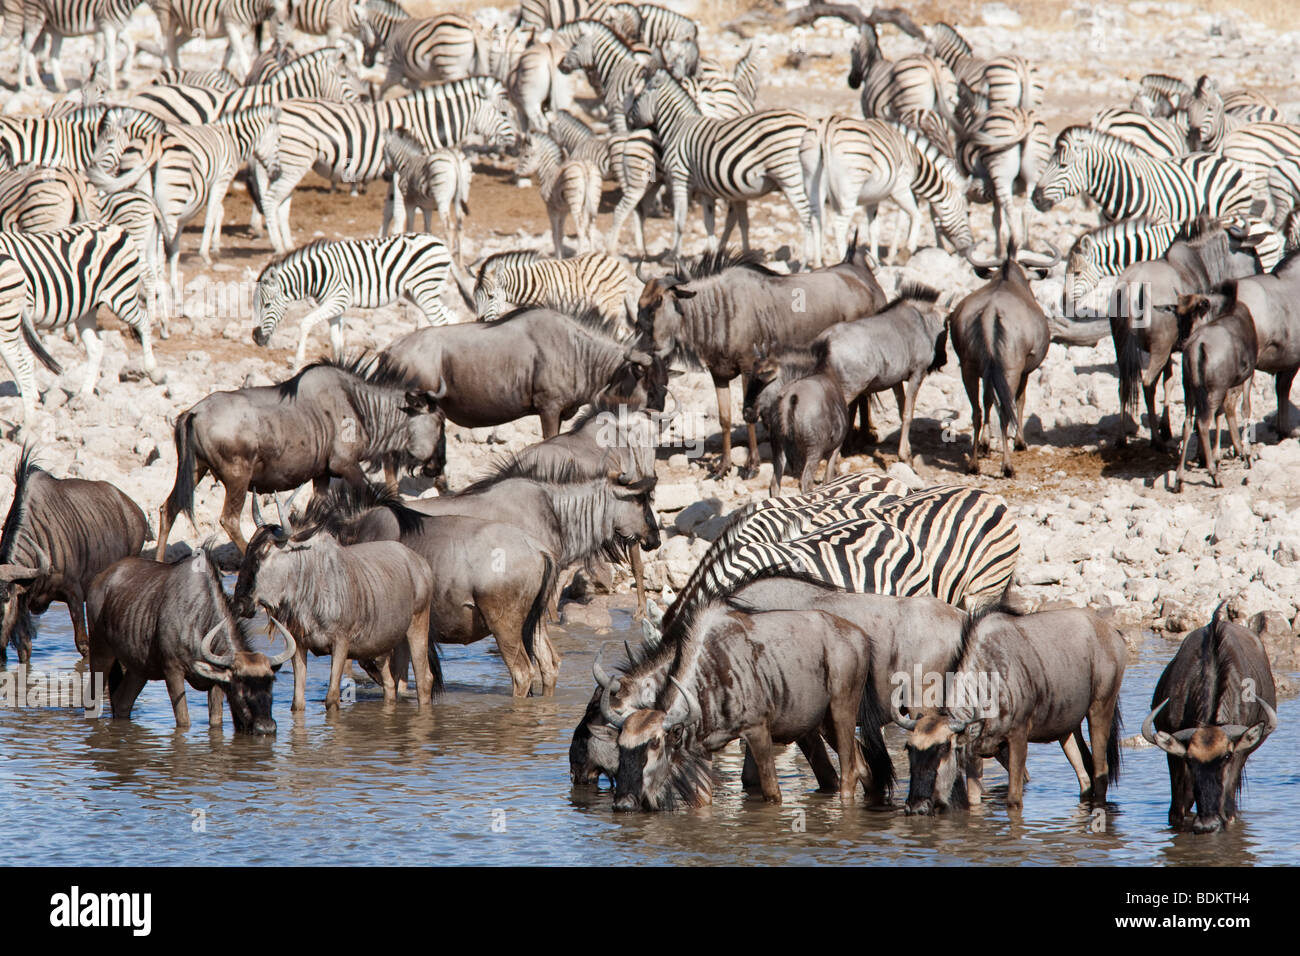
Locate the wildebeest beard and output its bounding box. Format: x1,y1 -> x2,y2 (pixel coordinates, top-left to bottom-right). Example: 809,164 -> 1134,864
615,730 -> 712,811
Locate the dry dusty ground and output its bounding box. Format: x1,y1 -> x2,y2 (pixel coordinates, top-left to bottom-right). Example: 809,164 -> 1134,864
2,1 -> 1299,684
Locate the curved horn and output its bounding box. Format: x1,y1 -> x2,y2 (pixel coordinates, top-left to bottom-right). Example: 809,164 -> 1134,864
431,379 -> 448,401
200,622 -> 235,668
963,244 -> 1002,272
251,494 -> 267,529
592,642 -> 620,690
1141,699 -> 1186,756
635,260 -> 649,283
1255,697 -> 1279,736
663,676 -> 700,729
1016,241 -> 1062,270
891,698 -> 918,731
600,682 -> 627,729
265,615 -> 297,666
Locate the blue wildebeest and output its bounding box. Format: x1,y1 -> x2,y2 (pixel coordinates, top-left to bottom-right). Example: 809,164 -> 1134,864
299,484 -> 559,696
635,245 -> 887,478
382,308 -> 668,439
893,604 -> 1126,813
1172,293 -> 1257,493
156,354 -> 447,558
948,253 -> 1052,477
597,604 -> 894,809
1143,603 -> 1278,833
1,447 -> 149,663
1224,249 -> 1300,438
742,350 -> 848,497
86,548 -> 295,733
233,523 -> 438,711
806,282 -> 947,462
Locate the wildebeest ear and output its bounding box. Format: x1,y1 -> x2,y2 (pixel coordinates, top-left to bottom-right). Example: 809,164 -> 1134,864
190,660 -> 230,684
671,286 -> 696,299
0,564 -> 40,584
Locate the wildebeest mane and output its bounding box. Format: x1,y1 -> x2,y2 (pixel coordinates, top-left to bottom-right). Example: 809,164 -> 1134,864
679,246 -> 775,281
299,479 -> 430,539
274,350 -> 418,400
1185,601 -> 1235,727
891,281 -> 942,308
959,600 -> 1024,662
0,445 -> 44,564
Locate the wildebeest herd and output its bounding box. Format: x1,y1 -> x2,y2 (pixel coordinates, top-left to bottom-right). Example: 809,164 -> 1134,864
0,2 -> 1290,837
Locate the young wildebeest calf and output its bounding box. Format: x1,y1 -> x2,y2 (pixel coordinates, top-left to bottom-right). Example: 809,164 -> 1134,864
808,282 -> 947,462
743,351 -> 848,497
233,525 -> 437,711
1173,294 -> 1257,493
894,605 -> 1126,812
600,605 -> 893,810
87,549 -> 296,733
948,257 -> 1050,477
1142,602 -> 1278,833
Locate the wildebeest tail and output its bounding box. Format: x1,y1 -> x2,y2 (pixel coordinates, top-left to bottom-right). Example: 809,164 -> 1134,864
857,651 -> 895,799
928,325 -> 947,373
1115,320 -> 1141,417
166,411 -> 198,523
522,552 -> 557,660
1190,342 -> 1210,422
20,314 -> 62,374
980,303 -> 1018,436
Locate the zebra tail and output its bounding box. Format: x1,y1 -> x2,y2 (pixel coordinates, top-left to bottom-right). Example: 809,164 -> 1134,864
20,315 -> 62,375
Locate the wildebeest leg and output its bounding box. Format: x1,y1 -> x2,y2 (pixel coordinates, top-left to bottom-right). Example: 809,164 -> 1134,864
157,461 -> 208,560
219,474 -> 251,554
325,640 -> 349,709
798,453 -> 818,494
895,382 -> 916,464
1005,730 -> 1029,809
1275,366 -> 1298,436
533,626 -> 559,696
1173,404 -> 1194,493
110,669 -> 148,719
538,409 -> 561,440
710,375 -> 734,478
827,695 -> 863,803
998,389 -> 1015,478
1059,730 -> 1091,797
164,667 -> 191,729
742,725 -> 782,804
291,638 -> 309,712
966,751 -> 985,806
822,446 -> 841,488
796,733 -> 839,793
207,687 -> 224,728
1159,364 -> 1174,444
1198,393 -> 1221,487
1224,389 -> 1251,467
1168,753 -> 1192,829
67,598 -> 89,657
963,367 -> 982,475
769,434 -> 786,497
406,606 -> 433,707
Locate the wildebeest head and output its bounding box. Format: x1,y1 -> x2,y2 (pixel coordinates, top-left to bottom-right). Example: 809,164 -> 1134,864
597,349 -> 668,413
1174,293 -> 1217,347
576,641 -> 669,783
893,703 -> 978,815
608,677 -> 704,811
607,473 -> 661,553
399,388 -> 448,477
1142,697 -> 1277,833
0,558 -> 44,664
232,524 -> 296,619
635,274 -> 689,356
741,354 -> 782,424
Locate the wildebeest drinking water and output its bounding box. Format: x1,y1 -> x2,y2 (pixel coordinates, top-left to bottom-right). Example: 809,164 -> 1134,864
156,355 -> 447,558
87,547 -> 296,733
1142,603 -> 1278,833
1,447 -> 149,663
233,522 -> 439,711
636,245 -> 886,477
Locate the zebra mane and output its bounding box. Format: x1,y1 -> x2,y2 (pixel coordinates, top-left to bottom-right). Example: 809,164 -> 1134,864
477,249 -> 543,276
365,0 -> 409,21
0,444 -> 45,565
1061,124 -> 1148,158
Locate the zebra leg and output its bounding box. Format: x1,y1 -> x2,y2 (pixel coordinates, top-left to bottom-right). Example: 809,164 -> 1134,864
0,322 -> 39,428
222,22 -> 253,80
670,177 -> 690,259
295,299 -> 348,368
415,294 -> 456,327
74,317 -> 105,400
47,35 -> 66,93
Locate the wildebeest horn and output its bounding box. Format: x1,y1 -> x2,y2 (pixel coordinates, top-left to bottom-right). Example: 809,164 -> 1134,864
251,494 -> 267,528
600,683 -> 627,729
891,699 -> 918,731
663,676 -> 700,729
264,615 -> 296,666
592,642 -> 620,690
635,260 -> 649,283
1016,241 -> 1062,269
431,379 -> 448,400
0,563 -> 41,582
1258,697 -> 1279,734
1141,699 -> 1187,756
200,622 -> 235,668
963,245 -> 1002,272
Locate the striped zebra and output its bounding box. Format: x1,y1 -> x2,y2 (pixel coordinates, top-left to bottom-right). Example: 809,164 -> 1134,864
1032,127 -> 1255,226
519,132 -> 601,256
97,187 -> 169,334
1089,107 -> 1187,160
0,250 -> 61,426
1216,122 -> 1300,221
362,3 -> 490,96
380,129 -> 471,262
11,0 -> 138,92
126,47 -> 360,125
959,106 -> 1050,252
1134,73 -> 1191,120
0,167 -> 99,232
546,109 -> 612,176
252,233 -> 455,367
927,21 -> 1041,110
653,483 -> 1020,642
556,19 -> 648,129
256,75 -> 516,252
493,30 -> 572,135
517,0 -> 605,30
1186,76 -> 1283,151
472,249 -> 637,335
92,105 -> 281,288
626,67 -> 818,263
607,129 -> 662,256
150,0 -> 288,76
155,66 -> 242,91
0,221 -> 160,397
0,109 -> 103,171
1064,217 -> 1182,311
286,0 -> 365,50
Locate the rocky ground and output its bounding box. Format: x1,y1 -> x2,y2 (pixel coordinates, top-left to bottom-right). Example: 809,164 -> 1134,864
1,2 -> 1298,689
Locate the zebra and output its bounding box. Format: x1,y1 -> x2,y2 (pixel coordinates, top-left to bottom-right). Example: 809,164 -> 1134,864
1134,73 -> 1191,120
97,187 -> 169,335
1063,217 -> 1182,312
546,109 -> 612,177
517,0 -> 606,30
652,483 -> 1020,642
495,31 -> 573,135
255,75 -> 516,252
1185,76 -> 1284,151
556,19 -> 648,129
927,21 -> 1041,111
252,233 -> 455,367
0,167 -> 99,232
11,0 -> 138,92
607,129 -> 662,256
149,0 -> 288,76
1089,107 -> 1187,160
365,6 -> 491,96
959,106 -> 1051,252
519,132 -> 601,257
1215,122 -> 1300,221
286,0 -> 366,52
154,66 -> 242,91
472,249 -> 638,336
1032,126 -> 1253,226
0,221 -> 161,397
0,250 -> 62,427
626,67 -> 819,263
0,109 -> 104,171
380,129 -> 472,262
126,47 -> 360,126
